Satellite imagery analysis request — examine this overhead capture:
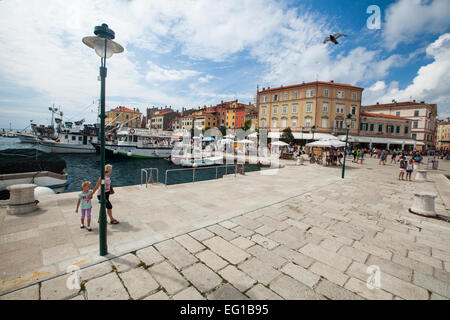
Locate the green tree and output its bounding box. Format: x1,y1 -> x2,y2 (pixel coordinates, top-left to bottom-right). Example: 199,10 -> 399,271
218,126 -> 227,136
243,119 -> 252,131
281,127 -> 294,145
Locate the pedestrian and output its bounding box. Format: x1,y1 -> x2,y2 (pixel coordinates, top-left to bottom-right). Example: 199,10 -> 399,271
406,158 -> 413,181
390,150 -> 397,164
91,164 -> 119,224
75,181 -> 93,231
359,150 -> 365,164
399,156 -> 407,180
338,151 -> 343,165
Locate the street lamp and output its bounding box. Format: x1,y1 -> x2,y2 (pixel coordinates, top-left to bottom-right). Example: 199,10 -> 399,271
311,125 -> 316,141
341,114 -> 352,179
83,24 -> 124,256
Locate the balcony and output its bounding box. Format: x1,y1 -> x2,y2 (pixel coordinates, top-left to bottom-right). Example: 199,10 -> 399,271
331,127 -> 347,135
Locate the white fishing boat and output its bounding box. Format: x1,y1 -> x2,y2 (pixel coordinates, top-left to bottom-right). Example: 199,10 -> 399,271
180,155 -> 223,167
17,132 -> 39,143
98,128 -> 174,158
38,120 -> 99,154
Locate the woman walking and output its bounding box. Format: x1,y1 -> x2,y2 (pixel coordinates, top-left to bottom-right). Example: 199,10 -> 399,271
91,164 -> 119,224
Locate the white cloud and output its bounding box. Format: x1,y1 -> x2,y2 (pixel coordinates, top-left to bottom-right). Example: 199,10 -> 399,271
364,33 -> 450,118
383,0 -> 450,50
145,61 -> 201,82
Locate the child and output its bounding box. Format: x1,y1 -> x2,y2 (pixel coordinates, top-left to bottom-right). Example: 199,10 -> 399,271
398,157 -> 407,181
406,159 -> 413,181
76,181 -> 93,231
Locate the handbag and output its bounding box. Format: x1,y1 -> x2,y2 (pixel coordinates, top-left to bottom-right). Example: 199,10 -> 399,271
109,184 -> 115,195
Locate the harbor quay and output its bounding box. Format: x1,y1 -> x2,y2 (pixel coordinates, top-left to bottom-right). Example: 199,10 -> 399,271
0,157 -> 449,300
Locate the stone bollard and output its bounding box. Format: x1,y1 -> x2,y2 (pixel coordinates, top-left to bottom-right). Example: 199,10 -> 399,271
409,192 -> 437,217
415,170 -> 427,182
6,184 -> 38,215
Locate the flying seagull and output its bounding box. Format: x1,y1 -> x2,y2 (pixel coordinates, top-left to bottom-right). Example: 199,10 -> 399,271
323,33 -> 347,45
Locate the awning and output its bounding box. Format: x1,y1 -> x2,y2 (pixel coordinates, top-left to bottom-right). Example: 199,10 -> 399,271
268,132 -> 338,140
338,135 -> 421,145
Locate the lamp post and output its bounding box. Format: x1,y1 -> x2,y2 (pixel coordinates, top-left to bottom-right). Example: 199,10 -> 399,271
83,24 -> 124,256
341,114 -> 352,179
311,125 -> 316,142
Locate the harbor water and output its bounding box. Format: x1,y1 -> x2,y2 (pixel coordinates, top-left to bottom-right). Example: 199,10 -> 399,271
0,137 -> 260,192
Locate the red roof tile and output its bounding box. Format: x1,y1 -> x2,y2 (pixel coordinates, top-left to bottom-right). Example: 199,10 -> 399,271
260,81 -> 363,92
111,106 -> 141,113
360,112 -> 410,120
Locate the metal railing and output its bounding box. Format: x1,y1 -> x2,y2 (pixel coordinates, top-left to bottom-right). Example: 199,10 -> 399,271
165,164 -> 238,186
140,168 -> 159,187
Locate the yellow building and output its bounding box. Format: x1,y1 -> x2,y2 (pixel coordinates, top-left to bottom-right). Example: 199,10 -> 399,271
257,81 -> 363,137
436,120 -> 450,150
105,106 -> 142,128
193,113 -> 217,131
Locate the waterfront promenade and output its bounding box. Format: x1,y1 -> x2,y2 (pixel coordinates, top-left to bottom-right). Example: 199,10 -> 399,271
0,157 -> 449,300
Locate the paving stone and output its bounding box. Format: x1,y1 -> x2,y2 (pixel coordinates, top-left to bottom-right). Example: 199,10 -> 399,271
266,230 -> 304,250
408,251 -> 443,269
230,237 -> 255,250
430,292 -> 447,300
272,245 -> 314,268
189,229 -> 215,242
433,267 -> 450,283
254,225 -> 276,236
308,227 -> 353,246
392,254 -> 434,276
299,243 -> 352,272
246,284 -> 283,300
309,262 -> 349,286
231,225 -> 255,237
281,263 -> 320,288
204,236 -> 250,265
353,241 -> 393,260
195,249 -> 228,271
80,261 -> 113,282
207,284 -> 249,300
119,267 -> 159,300
172,286 -> 205,300
269,275 -> 324,300
366,255 -> 413,282
84,272 -> 129,300
284,218 -> 310,231
239,258 -> 281,286
337,245 -> 369,264
111,253 -> 141,273
250,233 -> 279,250
148,261 -> 189,295
320,238 -> 343,253
231,216 -> 263,230
247,245 -> 287,269
154,239 -> 197,270
174,234 -> 206,254
344,277 -> 393,300
256,216 -> 290,231
218,265 -> 256,292
432,248 -> 450,263
413,271 -> 450,298
142,290 -> 169,300
182,263 -> 222,293
207,225 -> 239,241
219,221 -> 238,229
0,284 -> 39,300
135,246 -> 165,267
40,275 -> 80,300
315,279 -> 363,300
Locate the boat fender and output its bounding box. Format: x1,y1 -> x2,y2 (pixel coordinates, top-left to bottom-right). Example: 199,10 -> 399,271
113,150 -> 118,154
127,152 -> 132,157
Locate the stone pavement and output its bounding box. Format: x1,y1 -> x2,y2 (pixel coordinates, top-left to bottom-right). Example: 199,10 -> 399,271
0,157 -> 449,300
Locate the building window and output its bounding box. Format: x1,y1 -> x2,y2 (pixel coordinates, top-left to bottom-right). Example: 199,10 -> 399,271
283,92 -> 288,100
378,124 -> 383,132
261,119 -> 266,127
306,89 -> 314,98
396,112 -> 400,117
272,119 -> 277,127
293,91 -> 298,99
324,89 -> 329,97
282,118 -> 287,127
282,105 -> 287,114
414,110 -> 419,117
306,103 -> 312,113
305,118 -> 311,127
351,105 -> 357,115
412,133 -> 417,140
370,123 -> 374,131
262,95 -> 267,102
405,126 -> 409,134
351,121 -> 355,129
360,123 -> 368,131
292,104 -> 298,113
321,118 -> 327,128
273,106 -> 278,114
273,94 -> 279,101
352,92 -> 357,100
396,126 -> 400,134
323,103 -> 328,112
337,90 -> 344,99
261,107 -> 266,116
413,121 -> 418,129
336,104 -> 344,114
291,118 -> 297,127
335,120 -> 343,129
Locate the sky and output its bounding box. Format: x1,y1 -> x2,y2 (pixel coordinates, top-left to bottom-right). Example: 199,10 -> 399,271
1,0 -> 450,129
